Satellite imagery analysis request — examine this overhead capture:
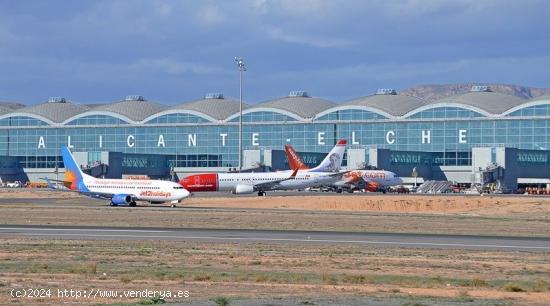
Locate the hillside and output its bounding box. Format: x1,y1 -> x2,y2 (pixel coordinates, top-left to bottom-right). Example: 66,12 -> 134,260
0,102 -> 25,110
401,83 -> 550,101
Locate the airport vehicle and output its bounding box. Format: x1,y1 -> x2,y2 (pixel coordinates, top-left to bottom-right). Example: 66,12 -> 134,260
285,143 -> 403,193
179,140 -> 348,196
6,181 -> 22,188
46,147 -> 191,207
393,185 -> 410,194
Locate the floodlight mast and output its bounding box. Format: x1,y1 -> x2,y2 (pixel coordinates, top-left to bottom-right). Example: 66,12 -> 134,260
235,57 -> 246,172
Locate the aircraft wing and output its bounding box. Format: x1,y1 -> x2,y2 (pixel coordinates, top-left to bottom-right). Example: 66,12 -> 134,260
41,177 -> 72,190
79,191 -> 117,200
328,170 -> 352,178
41,177 -> 117,200
63,188 -> 119,201
253,168 -> 299,191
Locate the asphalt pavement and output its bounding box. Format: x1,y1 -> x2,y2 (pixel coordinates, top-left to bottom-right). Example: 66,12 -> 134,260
0,225 -> 548,251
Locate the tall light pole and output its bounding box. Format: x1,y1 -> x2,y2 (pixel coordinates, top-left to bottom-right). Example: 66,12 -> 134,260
235,57 -> 246,172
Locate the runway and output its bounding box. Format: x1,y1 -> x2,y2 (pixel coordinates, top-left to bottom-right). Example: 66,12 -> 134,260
1,225 -> 548,251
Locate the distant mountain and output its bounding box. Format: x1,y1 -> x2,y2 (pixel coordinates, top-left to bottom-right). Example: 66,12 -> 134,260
401,83 -> 550,101
0,102 -> 25,110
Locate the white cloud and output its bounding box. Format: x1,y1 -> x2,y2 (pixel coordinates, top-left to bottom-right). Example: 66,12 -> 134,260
130,58 -> 228,76
254,54 -> 550,101
154,2 -> 173,16
379,0 -> 512,21
251,0 -> 268,13
251,0 -> 336,18
267,27 -> 354,49
313,55 -> 544,81
1,1 -> 549,103
196,4 -> 225,26
278,0 -> 335,16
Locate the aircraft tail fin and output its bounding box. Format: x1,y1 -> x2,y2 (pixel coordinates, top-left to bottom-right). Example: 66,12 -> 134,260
284,144 -> 310,170
61,147 -> 90,191
310,139 -> 347,172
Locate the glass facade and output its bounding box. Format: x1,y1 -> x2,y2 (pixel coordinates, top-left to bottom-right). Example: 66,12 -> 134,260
407,107 -> 485,119
507,104 -> 550,117
389,151 -> 472,166
229,111 -> 297,122
144,113 -> 209,124
316,109 -> 387,121
0,116 -> 48,126
66,115 -> 128,125
1,107 -> 549,168
517,150 -> 550,165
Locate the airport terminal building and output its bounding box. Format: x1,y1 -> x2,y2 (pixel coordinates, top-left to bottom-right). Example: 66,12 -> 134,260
1,86 -> 549,191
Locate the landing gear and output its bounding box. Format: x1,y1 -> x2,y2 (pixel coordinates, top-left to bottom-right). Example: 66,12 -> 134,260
110,202 -> 117,206
171,204 -> 177,208
257,191 -> 266,196
129,201 -> 137,207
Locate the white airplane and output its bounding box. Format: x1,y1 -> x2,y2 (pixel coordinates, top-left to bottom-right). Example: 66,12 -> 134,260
180,140 -> 348,196
45,147 -> 191,207
285,144 -> 403,193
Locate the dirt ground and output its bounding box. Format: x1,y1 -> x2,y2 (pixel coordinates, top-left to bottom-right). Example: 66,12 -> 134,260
187,194 -> 550,217
1,189 -> 549,304
1,190 -> 549,236
3,189 -> 550,216
0,238 -> 548,305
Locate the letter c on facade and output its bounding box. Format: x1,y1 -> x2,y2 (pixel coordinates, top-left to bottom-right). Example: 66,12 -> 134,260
127,135 -> 135,147
386,131 -> 395,144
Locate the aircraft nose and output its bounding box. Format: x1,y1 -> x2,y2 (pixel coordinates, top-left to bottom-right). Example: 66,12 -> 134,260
182,188 -> 191,198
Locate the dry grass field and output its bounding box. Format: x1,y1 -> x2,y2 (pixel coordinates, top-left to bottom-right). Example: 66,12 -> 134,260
1,238 -> 549,305
3,189 -> 550,217
0,189 -> 549,304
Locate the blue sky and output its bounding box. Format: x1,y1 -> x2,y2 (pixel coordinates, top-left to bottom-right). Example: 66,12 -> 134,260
1,0 -> 549,105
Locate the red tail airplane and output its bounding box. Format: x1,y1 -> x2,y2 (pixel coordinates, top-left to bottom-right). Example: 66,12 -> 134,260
284,143 -> 402,192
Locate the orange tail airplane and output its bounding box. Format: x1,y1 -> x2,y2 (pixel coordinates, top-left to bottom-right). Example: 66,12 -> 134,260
284,143 -> 402,192
284,144 -> 311,170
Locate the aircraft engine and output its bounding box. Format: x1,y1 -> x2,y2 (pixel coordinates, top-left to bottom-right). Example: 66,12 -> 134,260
365,182 -> 381,192
234,184 -> 254,194
111,194 -> 135,205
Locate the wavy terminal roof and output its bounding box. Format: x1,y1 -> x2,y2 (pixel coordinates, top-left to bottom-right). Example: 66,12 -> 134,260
1,88 -> 549,124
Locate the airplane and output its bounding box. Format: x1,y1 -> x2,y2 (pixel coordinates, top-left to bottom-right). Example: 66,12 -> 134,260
285,143 -> 403,193
179,140 -> 348,196
45,147 -> 191,207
